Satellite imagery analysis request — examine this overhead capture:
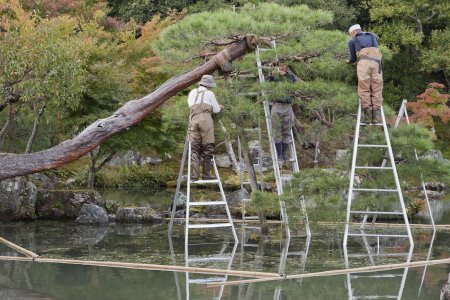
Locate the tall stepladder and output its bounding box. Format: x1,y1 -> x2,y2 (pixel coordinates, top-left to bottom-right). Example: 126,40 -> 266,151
169,133 -> 238,243
255,41 -> 309,239
343,100 -> 415,300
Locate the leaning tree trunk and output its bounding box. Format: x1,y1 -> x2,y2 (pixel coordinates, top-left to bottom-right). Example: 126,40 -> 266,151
25,106 -> 45,154
0,36 -> 257,180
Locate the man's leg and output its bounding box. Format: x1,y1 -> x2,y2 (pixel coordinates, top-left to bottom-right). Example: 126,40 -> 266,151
271,110 -> 283,161
371,66 -> 383,123
202,143 -> 216,180
189,122 -> 201,181
357,61 -> 373,123
280,110 -> 293,162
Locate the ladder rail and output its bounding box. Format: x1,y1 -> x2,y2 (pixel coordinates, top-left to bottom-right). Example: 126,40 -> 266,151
381,106 -> 414,246
169,133 -> 189,234
212,155 -> 239,243
343,102 -> 362,255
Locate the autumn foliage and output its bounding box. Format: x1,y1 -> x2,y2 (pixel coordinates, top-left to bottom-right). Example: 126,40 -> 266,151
409,83 -> 450,128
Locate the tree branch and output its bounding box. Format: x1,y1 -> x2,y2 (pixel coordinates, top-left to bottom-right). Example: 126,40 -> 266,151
0,36 -> 256,180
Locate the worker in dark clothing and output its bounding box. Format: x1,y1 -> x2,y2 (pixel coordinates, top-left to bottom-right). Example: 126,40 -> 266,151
188,75 -> 221,181
347,24 -> 383,124
268,63 -> 297,165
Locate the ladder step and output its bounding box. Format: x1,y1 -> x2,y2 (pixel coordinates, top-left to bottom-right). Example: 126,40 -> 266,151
258,48 -> 273,51
357,144 -> 388,148
353,188 -> 398,192
244,216 -> 259,220
288,251 -> 305,256
188,277 -> 226,284
244,243 -> 259,247
360,123 -> 384,126
355,166 -> 393,170
189,201 -> 227,206
347,233 -> 410,238
188,223 -> 232,229
188,256 -> 232,263
242,198 -> 252,202
353,296 -> 397,299
348,253 -> 411,258
191,179 -> 220,184
350,274 -> 403,279
243,226 -> 261,230
349,211 -> 404,215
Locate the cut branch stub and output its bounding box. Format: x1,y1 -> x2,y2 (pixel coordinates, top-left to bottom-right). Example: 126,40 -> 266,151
0,36 -> 256,180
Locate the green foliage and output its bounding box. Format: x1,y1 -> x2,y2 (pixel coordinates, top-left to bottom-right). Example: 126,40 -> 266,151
95,165 -> 175,187
154,3 -> 333,63
289,169 -> 347,222
421,29 -> 450,75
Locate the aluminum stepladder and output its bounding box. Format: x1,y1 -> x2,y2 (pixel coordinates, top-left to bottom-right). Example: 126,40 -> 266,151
168,133 -> 239,299
392,99 -> 435,230
255,40 -> 310,239
343,101 -> 414,299
343,101 -> 414,246
168,132 -> 238,244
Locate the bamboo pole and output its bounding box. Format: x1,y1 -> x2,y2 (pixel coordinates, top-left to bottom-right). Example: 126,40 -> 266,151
0,237 -> 39,258
317,221 -> 450,230
0,255 -> 279,279
207,257 -> 450,287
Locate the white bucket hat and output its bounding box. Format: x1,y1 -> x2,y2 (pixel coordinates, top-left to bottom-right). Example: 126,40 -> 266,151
199,75 -> 216,88
348,24 -> 361,34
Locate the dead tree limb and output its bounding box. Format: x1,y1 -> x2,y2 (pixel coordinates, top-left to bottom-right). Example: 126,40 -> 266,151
0,36 -> 257,180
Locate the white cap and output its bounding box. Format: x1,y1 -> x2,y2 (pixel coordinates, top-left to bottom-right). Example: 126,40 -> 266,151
348,24 -> 361,34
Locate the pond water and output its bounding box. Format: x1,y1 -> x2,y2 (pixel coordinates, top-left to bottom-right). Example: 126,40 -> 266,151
0,188 -> 449,299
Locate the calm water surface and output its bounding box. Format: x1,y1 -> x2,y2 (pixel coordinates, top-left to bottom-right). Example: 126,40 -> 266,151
0,189 -> 448,299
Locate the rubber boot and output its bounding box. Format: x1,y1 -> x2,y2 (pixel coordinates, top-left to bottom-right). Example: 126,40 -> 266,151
202,143 -> 217,180
275,142 -> 283,161
275,142 -> 284,168
362,109 -> 372,124
202,158 -> 216,180
372,109 -> 381,124
191,159 -> 200,181
281,143 -> 290,162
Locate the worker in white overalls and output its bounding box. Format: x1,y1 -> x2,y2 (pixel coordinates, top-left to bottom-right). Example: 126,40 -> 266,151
187,75 -> 221,181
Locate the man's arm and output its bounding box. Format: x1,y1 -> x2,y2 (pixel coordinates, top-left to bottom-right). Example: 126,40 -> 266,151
209,92 -> 221,113
347,39 -> 357,64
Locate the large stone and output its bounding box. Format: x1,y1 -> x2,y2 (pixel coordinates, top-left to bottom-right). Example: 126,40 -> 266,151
36,190 -> 105,220
0,177 -> 37,221
115,207 -> 162,223
139,156 -> 162,165
214,154 -> 232,168
76,204 -> 108,224
107,151 -> 141,167
422,150 -> 444,161
29,173 -> 55,189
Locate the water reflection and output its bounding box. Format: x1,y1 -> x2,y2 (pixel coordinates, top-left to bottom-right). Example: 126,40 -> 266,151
168,233 -> 238,300
343,229 -> 417,300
